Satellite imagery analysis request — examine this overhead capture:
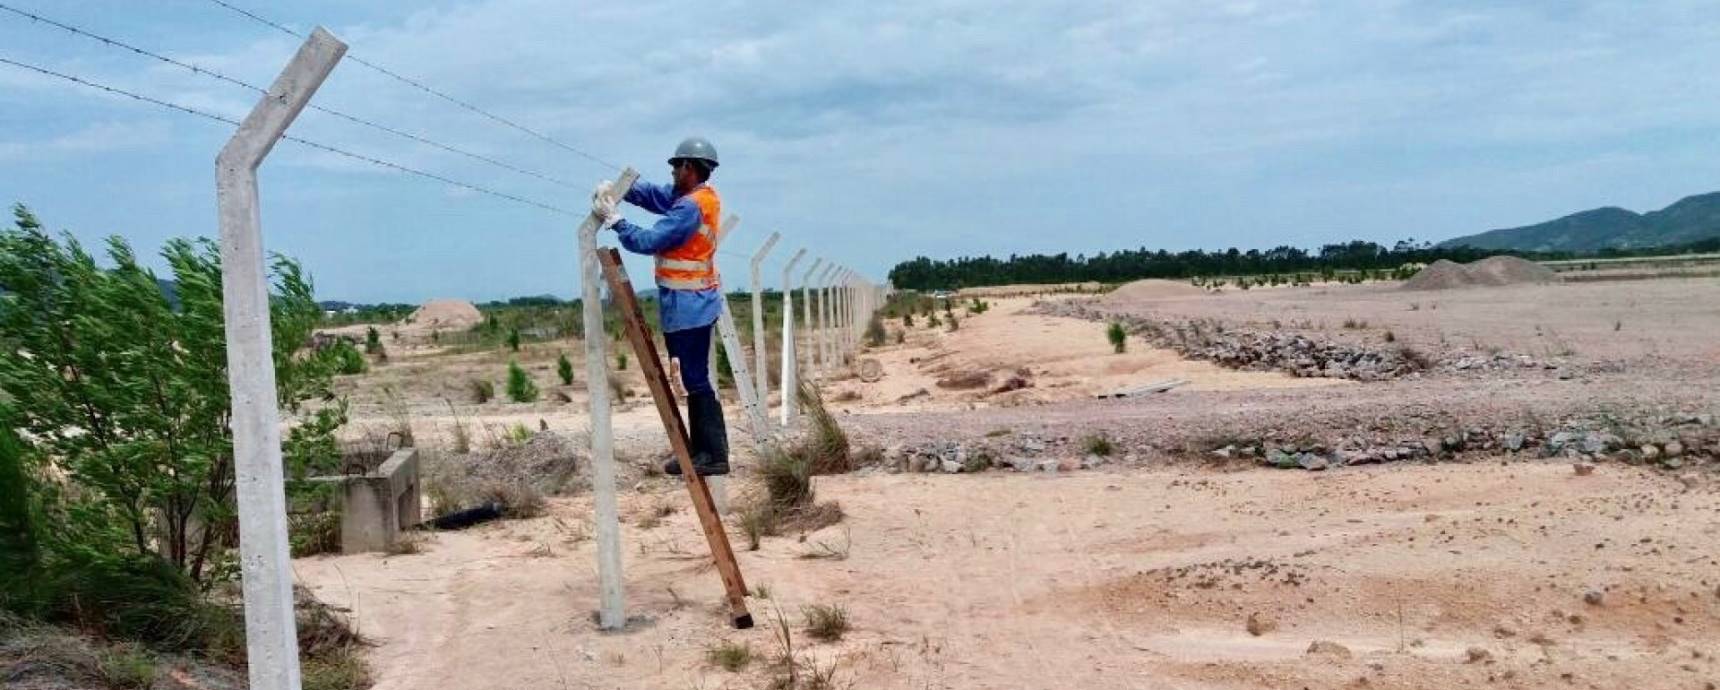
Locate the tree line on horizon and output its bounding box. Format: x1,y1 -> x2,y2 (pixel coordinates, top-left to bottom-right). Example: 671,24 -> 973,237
885,237 -> 1720,291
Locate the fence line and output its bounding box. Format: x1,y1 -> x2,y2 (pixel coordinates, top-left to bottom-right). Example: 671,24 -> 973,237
203,0 -> 622,172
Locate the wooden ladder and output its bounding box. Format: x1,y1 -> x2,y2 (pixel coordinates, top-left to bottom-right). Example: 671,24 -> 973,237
597,248 -> 753,629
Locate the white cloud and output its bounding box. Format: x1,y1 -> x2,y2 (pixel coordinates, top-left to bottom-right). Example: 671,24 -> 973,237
0,120 -> 171,161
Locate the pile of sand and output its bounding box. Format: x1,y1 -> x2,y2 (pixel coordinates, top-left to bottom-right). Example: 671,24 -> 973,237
1102,279 -> 1208,305
1402,256 -> 1556,291
409,299 -> 482,328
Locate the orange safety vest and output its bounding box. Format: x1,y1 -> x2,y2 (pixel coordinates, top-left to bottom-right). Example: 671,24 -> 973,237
655,185 -> 721,291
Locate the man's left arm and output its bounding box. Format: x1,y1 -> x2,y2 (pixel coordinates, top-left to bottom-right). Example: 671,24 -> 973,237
615,200 -> 701,255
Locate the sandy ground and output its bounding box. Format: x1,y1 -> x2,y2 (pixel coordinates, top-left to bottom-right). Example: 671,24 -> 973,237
830,298 -> 1340,413
297,462 -> 1720,690
1090,277 -> 1720,371
295,275 -> 1720,689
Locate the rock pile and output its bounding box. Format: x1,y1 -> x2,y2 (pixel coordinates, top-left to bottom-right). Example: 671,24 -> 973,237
858,411 -> 1717,477
1037,302 -> 1428,381
877,432 -> 1127,475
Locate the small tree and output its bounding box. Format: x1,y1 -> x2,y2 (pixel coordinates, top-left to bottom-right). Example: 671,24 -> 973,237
506,327 -> 521,352
617,352 -> 629,370
0,205 -> 342,583
1107,321 -> 1127,353
364,325 -> 382,354
556,351 -> 574,385
506,360 -> 539,402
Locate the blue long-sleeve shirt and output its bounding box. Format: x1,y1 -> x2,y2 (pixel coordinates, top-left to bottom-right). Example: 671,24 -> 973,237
614,180 -> 721,333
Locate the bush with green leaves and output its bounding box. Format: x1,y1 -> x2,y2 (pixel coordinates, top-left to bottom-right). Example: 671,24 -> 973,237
0,205 -> 342,586
0,206 -> 353,667
506,360 -> 539,403
556,352 -> 574,385
364,325 -> 382,354
326,340 -> 367,375
1107,321 -> 1127,353
505,328 -> 521,352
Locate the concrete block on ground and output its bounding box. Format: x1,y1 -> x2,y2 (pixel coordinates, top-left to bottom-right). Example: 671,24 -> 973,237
311,448 -> 421,553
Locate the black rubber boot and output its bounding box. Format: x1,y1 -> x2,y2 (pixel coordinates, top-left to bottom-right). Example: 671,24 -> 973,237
664,392 -> 730,476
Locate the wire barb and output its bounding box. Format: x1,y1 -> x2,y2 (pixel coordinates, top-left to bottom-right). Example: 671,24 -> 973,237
203,0 -> 622,172
0,54 -> 580,217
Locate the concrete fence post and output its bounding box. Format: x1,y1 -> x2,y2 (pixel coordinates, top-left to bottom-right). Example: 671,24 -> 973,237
579,168 -> 639,630
816,263 -> 837,378
800,258 -> 823,381
215,27 -> 345,690
778,249 -> 806,426
840,270 -> 854,358
748,232 -> 780,424
832,270 -> 845,358
710,217 -> 767,450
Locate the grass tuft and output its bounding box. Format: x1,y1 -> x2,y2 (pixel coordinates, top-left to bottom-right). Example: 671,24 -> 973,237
802,604 -> 850,642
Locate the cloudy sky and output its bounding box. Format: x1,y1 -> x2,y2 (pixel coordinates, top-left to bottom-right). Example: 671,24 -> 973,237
2,1 -> 1717,302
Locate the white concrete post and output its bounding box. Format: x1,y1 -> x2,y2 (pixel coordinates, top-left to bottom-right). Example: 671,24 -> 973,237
816,263 -> 837,378
215,28 -> 345,690
579,168 -> 639,630
838,270 -> 853,359
710,217 -> 768,447
748,232 -> 780,424
800,258 -> 823,379
841,273 -> 855,353
834,270 -> 848,359
778,249 -> 806,426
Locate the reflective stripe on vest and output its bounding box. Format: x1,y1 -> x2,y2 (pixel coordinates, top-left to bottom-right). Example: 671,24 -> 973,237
654,185 -> 721,291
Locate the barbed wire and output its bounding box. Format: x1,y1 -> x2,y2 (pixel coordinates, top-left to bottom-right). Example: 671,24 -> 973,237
0,54 -> 581,217
0,2 -> 583,191
202,0 -> 623,172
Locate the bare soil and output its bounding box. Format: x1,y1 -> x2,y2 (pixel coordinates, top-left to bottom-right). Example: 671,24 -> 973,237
294,275 -> 1720,689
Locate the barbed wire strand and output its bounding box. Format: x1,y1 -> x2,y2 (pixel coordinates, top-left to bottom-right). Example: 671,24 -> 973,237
0,2 -> 583,191
202,0 -> 623,172
0,54 -> 580,217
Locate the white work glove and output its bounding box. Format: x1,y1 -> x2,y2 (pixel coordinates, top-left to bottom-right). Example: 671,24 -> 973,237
591,180 -> 621,229
592,198 -> 621,229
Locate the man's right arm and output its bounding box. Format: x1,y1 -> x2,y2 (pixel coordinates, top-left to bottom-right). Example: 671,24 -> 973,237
623,180 -> 678,215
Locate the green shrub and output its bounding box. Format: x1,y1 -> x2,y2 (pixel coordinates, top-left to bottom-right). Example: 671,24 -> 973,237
802,604 -> 850,642
505,328 -> 521,352
469,379 -> 495,404
616,352 -> 629,370
556,352 -> 574,385
706,640 -> 754,672
364,326 -> 381,354
1107,321 -> 1127,353
0,205 -> 342,587
1083,433 -> 1115,457
506,360 -> 539,403
326,341 -> 367,375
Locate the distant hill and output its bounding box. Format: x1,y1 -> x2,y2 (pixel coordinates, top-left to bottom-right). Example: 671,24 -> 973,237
1440,192 -> 1720,252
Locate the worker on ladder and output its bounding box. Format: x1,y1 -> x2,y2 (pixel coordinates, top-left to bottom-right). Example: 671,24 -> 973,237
592,137 -> 729,476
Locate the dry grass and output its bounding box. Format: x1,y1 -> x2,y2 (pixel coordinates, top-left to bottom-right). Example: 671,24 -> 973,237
802,604 -> 850,642
1082,433 -> 1115,457
705,640 -> 753,672
797,527 -> 851,561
